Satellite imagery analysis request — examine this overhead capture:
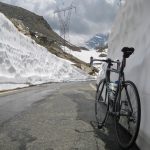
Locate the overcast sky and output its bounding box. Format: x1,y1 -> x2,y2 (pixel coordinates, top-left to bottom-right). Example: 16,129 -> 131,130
0,0 -> 120,45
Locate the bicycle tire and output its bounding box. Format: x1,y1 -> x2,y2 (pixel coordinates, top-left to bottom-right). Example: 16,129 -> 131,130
115,80 -> 141,149
95,79 -> 109,127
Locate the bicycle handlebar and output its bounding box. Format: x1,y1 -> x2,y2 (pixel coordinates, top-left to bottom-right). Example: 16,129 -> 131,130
90,57 -> 120,67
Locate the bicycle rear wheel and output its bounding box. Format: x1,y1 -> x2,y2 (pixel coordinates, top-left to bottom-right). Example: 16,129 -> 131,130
95,79 -> 109,127
115,81 -> 141,149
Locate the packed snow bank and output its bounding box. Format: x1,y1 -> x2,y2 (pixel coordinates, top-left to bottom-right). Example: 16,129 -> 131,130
62,46 -> 107,79
0,13 -> 91,90
108,0 -> 150,149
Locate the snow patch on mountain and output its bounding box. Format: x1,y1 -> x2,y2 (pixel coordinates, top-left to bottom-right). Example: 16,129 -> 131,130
62,46 -> 102,63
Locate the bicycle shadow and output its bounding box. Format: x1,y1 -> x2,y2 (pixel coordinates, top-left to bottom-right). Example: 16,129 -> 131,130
90,119 -> 140,150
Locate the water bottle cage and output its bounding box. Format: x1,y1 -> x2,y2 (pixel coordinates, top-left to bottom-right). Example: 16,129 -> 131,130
108,82 -> 118,100
108,89 -> 116,100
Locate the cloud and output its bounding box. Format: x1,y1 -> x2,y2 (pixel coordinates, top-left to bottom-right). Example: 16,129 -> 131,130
0,0 -> 119,44
70,0 -> 118,35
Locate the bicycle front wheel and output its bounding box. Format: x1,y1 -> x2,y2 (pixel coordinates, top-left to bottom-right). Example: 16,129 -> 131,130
95,79 -> 109,127
115,81 -> 141,149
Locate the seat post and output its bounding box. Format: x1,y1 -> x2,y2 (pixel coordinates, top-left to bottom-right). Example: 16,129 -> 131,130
120,56 -> 126,74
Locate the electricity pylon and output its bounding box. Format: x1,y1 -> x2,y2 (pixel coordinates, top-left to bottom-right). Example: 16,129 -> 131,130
54,1 -> 76,51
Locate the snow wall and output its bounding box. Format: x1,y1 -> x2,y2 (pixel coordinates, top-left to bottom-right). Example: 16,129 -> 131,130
108,0 -> 150,149
0,12 -> 90,88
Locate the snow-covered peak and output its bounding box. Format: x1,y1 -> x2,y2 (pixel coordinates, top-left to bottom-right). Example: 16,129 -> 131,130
0,12 -> 91,90
86,33 -> 109,49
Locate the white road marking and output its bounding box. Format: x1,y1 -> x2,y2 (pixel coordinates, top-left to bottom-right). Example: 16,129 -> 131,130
89,83 -> 96,90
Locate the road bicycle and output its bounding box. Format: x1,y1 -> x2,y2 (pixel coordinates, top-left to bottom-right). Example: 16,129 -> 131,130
90,47 -> 141,149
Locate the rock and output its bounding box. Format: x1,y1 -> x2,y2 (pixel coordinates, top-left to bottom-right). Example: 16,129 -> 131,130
99,53 -> 107,57
8,66 -> 16,73
11,18 -> 30,36
80,64 -> 98,75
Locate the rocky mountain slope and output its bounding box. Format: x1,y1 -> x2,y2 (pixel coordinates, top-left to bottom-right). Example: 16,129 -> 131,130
0,2 -> 96,74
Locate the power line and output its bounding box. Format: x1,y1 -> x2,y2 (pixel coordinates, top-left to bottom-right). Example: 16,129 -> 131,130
54,1 -> 76,51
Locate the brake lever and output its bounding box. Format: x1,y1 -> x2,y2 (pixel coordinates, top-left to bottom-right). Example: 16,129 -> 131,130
90,56 -> 93,66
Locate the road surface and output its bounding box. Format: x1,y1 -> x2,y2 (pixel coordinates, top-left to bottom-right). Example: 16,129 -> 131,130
0,81 -> 139,150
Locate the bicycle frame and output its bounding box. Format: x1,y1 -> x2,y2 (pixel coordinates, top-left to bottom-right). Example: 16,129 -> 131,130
90,49 -> 135,117
104,56 -> 133,116
91,55 -> 131,114
105,58 -> 122,109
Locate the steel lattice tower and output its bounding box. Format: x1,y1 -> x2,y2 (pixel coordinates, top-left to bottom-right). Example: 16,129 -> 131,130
54,1 -> 76,51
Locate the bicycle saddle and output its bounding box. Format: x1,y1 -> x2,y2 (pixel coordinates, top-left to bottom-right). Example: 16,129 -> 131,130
121,47 -> 135,58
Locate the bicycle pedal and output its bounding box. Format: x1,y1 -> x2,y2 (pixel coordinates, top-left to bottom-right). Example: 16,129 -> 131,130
121,100 -> 128,106
109,100 -> 114,107
109,111 -> 119,116
97,124 -> 104,129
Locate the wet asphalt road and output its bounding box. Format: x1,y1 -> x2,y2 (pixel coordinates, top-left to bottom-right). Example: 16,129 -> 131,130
0,81 -> 139,150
